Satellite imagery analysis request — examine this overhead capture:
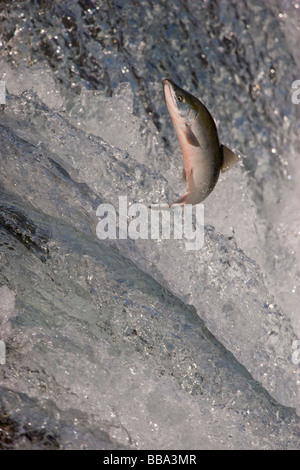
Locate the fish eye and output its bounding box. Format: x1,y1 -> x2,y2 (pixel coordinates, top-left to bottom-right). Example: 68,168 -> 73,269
177,94 -> 184,102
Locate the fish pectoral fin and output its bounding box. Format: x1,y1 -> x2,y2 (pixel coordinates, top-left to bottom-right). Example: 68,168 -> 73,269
186,167 -> 194,191
172,193 -> 189,205
221,145 -> 240,172
182,166 -> 193,182
173,169 -> 194,205
185,124 -> 200,147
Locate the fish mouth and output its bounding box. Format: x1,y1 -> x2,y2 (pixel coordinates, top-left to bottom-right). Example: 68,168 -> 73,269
163,78 -> 177,107
163,78 -> 176,87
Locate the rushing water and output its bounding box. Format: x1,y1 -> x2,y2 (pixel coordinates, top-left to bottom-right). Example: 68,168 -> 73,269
0,0 -> 300,449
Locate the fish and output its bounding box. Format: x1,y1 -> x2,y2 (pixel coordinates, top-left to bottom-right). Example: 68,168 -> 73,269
163,79 -> 239,205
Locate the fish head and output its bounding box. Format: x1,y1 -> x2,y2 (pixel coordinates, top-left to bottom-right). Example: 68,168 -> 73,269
163,79 -> 198,124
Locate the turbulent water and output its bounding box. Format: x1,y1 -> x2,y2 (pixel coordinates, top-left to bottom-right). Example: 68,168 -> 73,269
0,0 -> 300,449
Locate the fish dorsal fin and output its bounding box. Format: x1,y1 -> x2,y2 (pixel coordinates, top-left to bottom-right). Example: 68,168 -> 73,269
221,145 -> 240,172
185,124 -> 200,147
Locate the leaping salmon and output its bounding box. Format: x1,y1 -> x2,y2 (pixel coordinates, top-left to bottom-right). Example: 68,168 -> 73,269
163,79 -> 239,205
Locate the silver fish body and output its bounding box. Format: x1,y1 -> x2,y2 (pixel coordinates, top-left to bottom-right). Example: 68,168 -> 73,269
163,79 -> 239,205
